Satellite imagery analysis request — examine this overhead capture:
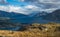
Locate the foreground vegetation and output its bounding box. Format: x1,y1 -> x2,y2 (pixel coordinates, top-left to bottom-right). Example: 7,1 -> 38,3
0,23 -> 60,37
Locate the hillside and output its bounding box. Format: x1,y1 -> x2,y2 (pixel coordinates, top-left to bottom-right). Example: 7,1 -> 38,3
0,23 -> 60,37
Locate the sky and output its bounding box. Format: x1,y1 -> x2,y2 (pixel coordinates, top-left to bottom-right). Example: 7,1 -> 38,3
0,0 -> 60,15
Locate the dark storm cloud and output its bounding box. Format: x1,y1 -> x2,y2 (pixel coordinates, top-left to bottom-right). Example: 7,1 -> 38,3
22,0 -> 60,9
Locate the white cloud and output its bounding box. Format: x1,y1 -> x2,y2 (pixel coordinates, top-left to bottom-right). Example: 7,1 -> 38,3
0,5 -> 39,15
24,5 -> 39,11
10,0 -> 60,13
0,4 -> 59,15
20,0 -> 25,2
0,0 -> 8,4
39,0 -> 59,2
24,5 -> 38,9
40,8 -> 58,13
0,5 -> 25,14
27,0 -> 60,12
0,0 -> 60,15
15,0 -> 25,2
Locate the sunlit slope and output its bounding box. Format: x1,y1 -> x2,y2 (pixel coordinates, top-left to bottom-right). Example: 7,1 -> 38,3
0,23 -> 60,37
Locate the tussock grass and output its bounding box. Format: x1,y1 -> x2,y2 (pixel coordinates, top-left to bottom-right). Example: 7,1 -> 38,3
0,23 -> 60,37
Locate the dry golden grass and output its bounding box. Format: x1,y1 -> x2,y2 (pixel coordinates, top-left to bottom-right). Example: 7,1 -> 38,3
0,23 -> 60,37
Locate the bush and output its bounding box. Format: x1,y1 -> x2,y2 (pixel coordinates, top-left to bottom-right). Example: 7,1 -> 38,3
17,26 -> 27,31
32,23 -> 40,27
55,27 -> 60,31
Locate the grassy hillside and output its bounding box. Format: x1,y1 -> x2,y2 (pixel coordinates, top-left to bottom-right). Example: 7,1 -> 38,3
0,23 -> 60,37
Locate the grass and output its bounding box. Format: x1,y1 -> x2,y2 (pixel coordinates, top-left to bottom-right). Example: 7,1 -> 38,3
0,23 -> 60,37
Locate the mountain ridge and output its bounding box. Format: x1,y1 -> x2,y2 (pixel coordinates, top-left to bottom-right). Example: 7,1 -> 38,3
42,9 -> 60,21
0,9 -> 60,23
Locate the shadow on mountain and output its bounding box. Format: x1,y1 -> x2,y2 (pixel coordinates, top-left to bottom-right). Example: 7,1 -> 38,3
42,9 -> 60,21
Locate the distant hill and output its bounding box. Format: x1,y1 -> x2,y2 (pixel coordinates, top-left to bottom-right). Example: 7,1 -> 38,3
0,10 -> 60,23
0,10 -> 33,23
33,11 -> 48,17
0,10 -> 28,18
42,9 -> 60,21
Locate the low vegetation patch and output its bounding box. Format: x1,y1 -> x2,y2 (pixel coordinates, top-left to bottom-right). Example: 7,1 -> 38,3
0,23 -> 60,37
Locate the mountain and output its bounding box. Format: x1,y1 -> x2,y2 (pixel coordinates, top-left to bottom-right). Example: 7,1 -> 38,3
0,10 -> 60,24
42,9 -> 60,21
33,11 -> 48,17
0,10 -> 34,23
29,11 -> 50,23
0,10 -> 50,23
29,11 -> 48,17
0,10 -> 28,18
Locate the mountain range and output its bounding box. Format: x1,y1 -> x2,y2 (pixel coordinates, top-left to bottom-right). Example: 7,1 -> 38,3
0,9 -> 60,23
0,10 -> 34,23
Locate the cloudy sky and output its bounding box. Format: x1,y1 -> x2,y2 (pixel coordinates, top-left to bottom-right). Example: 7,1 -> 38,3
0,0 -> 60,15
